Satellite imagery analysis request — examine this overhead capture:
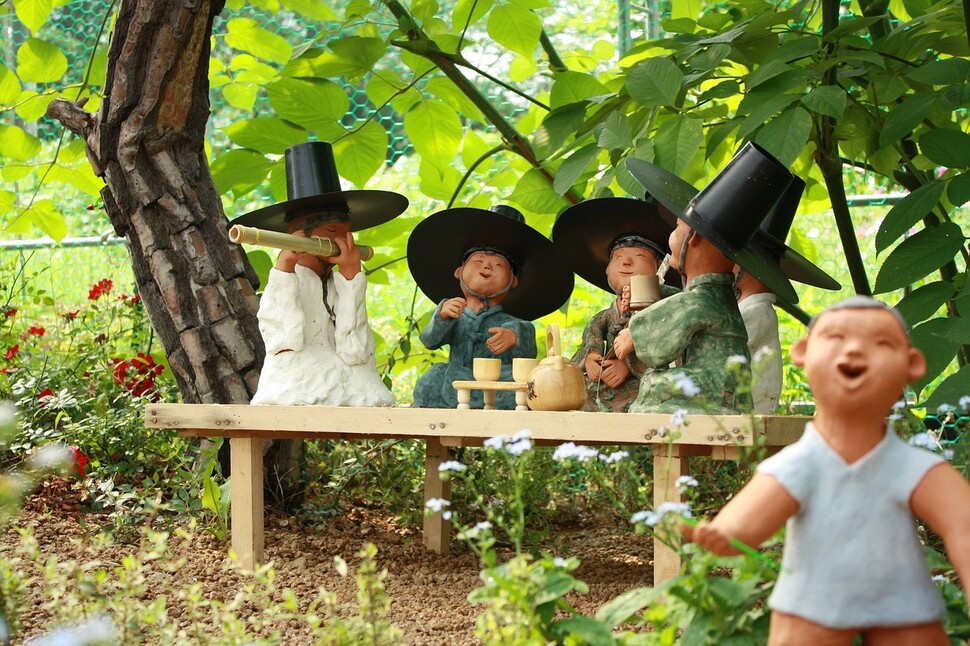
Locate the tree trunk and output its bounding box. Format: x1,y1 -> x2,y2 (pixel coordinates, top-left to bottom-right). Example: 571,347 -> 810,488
47,0 -> 301,505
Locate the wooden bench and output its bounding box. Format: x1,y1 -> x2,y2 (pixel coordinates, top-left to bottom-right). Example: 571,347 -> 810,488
144,404 -> 807,584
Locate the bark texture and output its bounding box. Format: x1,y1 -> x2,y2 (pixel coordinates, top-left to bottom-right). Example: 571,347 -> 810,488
48,0 -> 265,405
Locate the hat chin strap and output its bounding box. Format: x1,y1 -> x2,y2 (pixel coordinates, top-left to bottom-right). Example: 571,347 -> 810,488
677,230 -> 693,288
459,274 -> 516,312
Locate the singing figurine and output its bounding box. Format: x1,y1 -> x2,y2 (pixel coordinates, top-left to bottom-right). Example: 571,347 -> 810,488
230,141 -> 407,407
685,297 -> 970,645
408,205 -> 573,409
613,143 -> 800,414
552,197 -> 679,412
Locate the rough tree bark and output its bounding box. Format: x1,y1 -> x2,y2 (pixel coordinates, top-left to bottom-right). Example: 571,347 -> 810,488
47,0 -> 301,505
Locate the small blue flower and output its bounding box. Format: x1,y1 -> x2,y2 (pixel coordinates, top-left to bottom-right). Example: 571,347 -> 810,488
672,373 -> 700,398
599,450 -> 629,464
553,442 -> 599,462
438,461 -> 467,473
670,408 -> 688,427
483,435 -> 507,450
960,395 -> 970,411
675,475 -> 698,491
425,498 -> 451,513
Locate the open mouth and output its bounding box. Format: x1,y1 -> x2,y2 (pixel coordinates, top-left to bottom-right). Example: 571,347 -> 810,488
838,363 -> 867,379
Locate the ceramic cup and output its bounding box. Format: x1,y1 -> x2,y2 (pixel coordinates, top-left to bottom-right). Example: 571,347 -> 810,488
473,357 -> 502,381
512,358 -> 540,383
628,274 -> 661,310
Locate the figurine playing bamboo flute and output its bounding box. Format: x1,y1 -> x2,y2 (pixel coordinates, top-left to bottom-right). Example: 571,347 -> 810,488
230,141 -> 408,407
684,297 -> 970,645
637,164 -> 842,413
613,142 -> 801,414
552,197 -> 681,412
407,205 -> 573,409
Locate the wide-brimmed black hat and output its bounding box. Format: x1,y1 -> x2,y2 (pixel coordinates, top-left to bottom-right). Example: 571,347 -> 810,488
407,205 -> 574,320
551,197 -> 680,293
626,142 -> 800,303
230,141 -> 408,232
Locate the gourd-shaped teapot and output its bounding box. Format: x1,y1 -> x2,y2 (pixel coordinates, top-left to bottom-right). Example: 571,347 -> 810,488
527,324 -> 586,411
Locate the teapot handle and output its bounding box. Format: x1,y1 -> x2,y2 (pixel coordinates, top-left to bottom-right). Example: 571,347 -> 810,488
546,324 -> 561,358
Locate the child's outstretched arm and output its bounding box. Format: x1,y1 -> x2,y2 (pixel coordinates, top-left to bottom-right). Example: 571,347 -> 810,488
911,463 -> 970,600
683,473 -> 799,556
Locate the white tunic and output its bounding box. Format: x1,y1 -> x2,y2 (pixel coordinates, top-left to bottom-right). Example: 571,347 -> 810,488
758,422 -> 944,628
738,292 -> 782,414
251,266 -> 394,407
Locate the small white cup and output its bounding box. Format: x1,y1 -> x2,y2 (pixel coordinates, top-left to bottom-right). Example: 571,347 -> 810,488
512,358 -> 539,383
473,358 -> 502,381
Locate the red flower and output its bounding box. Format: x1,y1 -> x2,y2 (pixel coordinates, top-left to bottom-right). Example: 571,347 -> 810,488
38,388 -> 54,400
119,293 -> 142,306
88,279 -> 114,301
68,446 -> 88,477
4,345 -> 18,360
0,367 -> 17,375
4,308 -> 16,318
28,326 -> 45,336
63,310 -> 80,320
109,353 -> 164,400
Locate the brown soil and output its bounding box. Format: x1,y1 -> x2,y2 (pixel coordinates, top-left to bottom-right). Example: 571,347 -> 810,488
2,478 -> 655,644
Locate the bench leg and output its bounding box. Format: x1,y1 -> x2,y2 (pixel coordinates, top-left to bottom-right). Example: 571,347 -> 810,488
653,445 -> 689,585
231,436 -> 264,570
423,437 -> 452,554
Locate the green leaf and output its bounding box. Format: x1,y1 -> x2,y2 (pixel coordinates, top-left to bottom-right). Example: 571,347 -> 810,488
910,317 -> 961,394
328,37 -> 386,82
920,128 -> 970,168
453,0 -> 494,32
800,86 -> 847,120
16,37 -> 68,83
0,124 -> 41,160
698,79 -> 740,102
417,159 -> 463,200
923,364 -> 970,410
487,5 -> 541,57
509,168 -> 570,214
221,82 -> 258,111
245,249 -> 274,291
281,0 -> 338,20
873,222 -> 966,294
595,586 -> 660,626
908,57 -> 970,86
404,101 -> 462,165
627,57 -> 683,107
548,616 -> 615,643
426,77 -> 485,123
0,64 -> 21,107
549,71 -> 610,110
737,93 -> 801,140
875,180 -> 945,253
931,315 -> 970,345
598,111 -> 632,150
653,114 -> 703,174
16,198 -> 66,240
13,0 -> 53,33
223,117 -> 306,155
894,281 -> 955,327
333,121 -> 387,188
267,78 -> 348,131
46,163 -> 103,197
13,90 -> 54,122
225,18 -> 293,65
879,92 -> 936,149
210,148 -> 273,195
553,144 -> 599,196
948,173 -> 970,206
746,59 -> 793,91
532,104 -> 585,158
754,106 -> 812,166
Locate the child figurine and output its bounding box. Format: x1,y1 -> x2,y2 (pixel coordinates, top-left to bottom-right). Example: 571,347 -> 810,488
613,143 -> 799,414
684,297 -> 970,645
230,141 -> 407,407
407,205 -> 573,409
552,197 -> 680,412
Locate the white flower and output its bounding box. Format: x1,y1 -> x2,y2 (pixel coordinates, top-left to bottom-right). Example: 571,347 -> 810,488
474,521 -> 492,531
892,400 -> 907,411
553,442 -> 599,462
932,574 -> 948,583
672,372 -> 700,398
598,450 -> 629,464
512,429 -> 531,441
726,354 -> 748,366
438,461 -> 466,473
425,498 -> 451,513
630,511 -> 651,524
908,433 -> 942,451
26,615 -> 118,646
675,475 -> 699,491
483,435 -> 507,450
670,408 -> 688,427
629,502 -> 692,527
937,403 -> 956,415
752,347 -> 774,364
960,395 -> 970,411
944,449 -> 955,462
505,437 -> 532,456
552,557 -> 567,567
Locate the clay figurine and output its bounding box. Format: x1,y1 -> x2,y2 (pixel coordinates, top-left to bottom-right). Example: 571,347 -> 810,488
407,205 -> 573,409
684,296 -> 970,645
613,142 -> 798,413
552,197 -> 680,412
230,141 -> 407,407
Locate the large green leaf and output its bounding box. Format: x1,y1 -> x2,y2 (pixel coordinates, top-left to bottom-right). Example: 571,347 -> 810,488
13,90 -> 54,122
13,198 -> 66,240
549,71 -> 610,110
426,77 -> 485,123
46,163 -> 103,198
328,37 -> 386,82
923,364 -> 970,409
910,317 -> 961,395
595,586 -> 661,626
547,617 -> 614,643
453,0 -> 494,32
908,57 -> 970,86
875,180 -> 945,253
417,159 -> 463,201
221,82 -> 258,111
800,86 -> 847,120
266,78 -> 348,131
0,124 -> 41,160
225,18 -> 292,65
737,93 -> 801,140
487,5 -> 540,57
948,172 -> 970,206
873,222 -> 965,294
16,37 -> 68,83
509,168 -> 570,214
210,148 -> 273,195
653,114 -> 703,174
0,64 -> 21,107
553,144 -> 599,196
532,104 -> 585,159
754,106 -> 812,166
626,57 -> 683,108
223,117 -> 306,155
894,280 -> 955,327
281,0 -> 338,20
879,92 -> 936,149
598,111 -> 633,150
404,101 -> 462,166
920,128 -> 970,168
746,59 -> 793,91
13,0 -> 53,34
333,121 -> 387,188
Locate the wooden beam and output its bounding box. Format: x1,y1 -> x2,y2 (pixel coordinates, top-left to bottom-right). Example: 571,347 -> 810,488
230,436 -> 264,571
423,438 -> 452,554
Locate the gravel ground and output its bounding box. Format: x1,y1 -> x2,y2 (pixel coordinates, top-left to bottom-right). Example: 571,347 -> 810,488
2,479 -> 656,644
